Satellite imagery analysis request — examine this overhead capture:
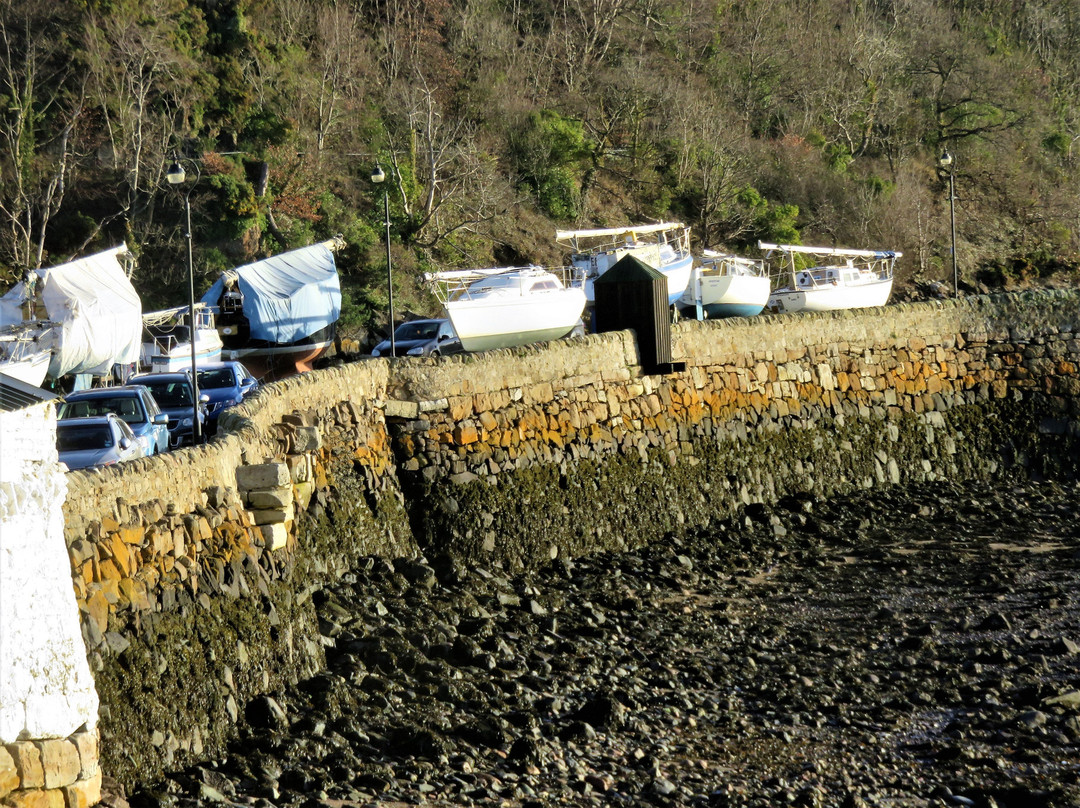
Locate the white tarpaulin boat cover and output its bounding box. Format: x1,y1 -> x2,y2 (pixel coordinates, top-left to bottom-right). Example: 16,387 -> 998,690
201,241 -> 341,344
0,245 -> 142,378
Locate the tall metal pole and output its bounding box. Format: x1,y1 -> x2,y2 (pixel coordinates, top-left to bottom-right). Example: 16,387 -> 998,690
168,156 -> 202,444
385,187 -> 395,355
948,170 -> 958,299
183,188 -> 202,444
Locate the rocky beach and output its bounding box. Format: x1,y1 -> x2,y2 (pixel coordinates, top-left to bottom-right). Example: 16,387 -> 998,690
115,478 -> 1080,808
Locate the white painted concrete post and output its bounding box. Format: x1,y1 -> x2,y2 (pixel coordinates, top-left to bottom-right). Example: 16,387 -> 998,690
0,402 -> 98,742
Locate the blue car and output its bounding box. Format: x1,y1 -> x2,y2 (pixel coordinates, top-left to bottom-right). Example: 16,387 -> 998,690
56,414 -> 143,470
195,361 -> 258,435
58,385 -> 170,456
128,371 -> 209,447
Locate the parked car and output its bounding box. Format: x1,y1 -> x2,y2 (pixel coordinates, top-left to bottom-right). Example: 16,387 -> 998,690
128,371 -> 209,447
57,385 -> 170,456
370,318 -> 463,357
195,361 -> 259,435
56,414 -> 143,470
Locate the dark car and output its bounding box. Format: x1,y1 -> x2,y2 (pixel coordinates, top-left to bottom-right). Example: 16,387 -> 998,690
195,361 -> 258,435
56,414 -> 143,470
128,371 -> 209,447
58,385 -> 170,456
370,318 -> 463,357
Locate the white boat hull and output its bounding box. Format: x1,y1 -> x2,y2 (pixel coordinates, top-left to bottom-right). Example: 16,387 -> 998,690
447,289 -> 586,352
582,253 -> 693,306
0,350 -> 51,387
147,333 -> 223,372
142,304 -> 224,372
680,273 -> 771,318
768,277 -> 893,313
659,255 -> 694,306
561,222 -> 694,307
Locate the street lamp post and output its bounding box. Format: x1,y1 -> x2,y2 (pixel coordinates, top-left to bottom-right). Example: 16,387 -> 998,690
371,164 -> 395,355
939,150 -> 958,298
166,157 -> 203,444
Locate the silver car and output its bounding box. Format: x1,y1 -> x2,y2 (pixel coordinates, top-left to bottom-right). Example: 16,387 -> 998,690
370,319 -> 463,357
56,414 -> 143,470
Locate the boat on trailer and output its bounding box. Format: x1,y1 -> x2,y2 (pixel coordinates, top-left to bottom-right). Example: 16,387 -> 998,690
201,237 -> 344,380
557,222 -> 693,306
761,242 -> 901,314
678,250 -> 771,319
425,266 -> 586,353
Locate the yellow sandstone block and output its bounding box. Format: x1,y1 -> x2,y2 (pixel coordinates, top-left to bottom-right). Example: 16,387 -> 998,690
118,526 -> 142,545
62,770 -> 101,808
70,733 -> 97,782
4,789 -> 66,808
453,425 -> 480,445
36,740 -> 80,790
119,579 -> 151,611
84,590 -> 109,635
96,560 -> 121,585
1,747 -> 21,798
109,535 -> 131,577
448,397 -> 473,420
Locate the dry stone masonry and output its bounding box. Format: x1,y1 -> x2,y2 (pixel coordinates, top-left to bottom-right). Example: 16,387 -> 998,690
51,289 -> 1080,793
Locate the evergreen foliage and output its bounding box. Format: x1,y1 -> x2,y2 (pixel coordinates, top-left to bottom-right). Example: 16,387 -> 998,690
1,0 -> 1078,331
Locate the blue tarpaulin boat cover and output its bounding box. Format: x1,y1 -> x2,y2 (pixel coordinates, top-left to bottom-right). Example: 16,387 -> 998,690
202,242 -> 342,344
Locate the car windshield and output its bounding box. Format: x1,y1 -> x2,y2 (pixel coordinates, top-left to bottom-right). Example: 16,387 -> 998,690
197,369 -> 235,389
59,396 -> 145,424
57,424 -> 113,451
141,381 -> 193,408
396,322 -> 440,340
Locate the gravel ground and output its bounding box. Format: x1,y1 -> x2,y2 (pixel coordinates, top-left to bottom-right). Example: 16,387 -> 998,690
120,478 -> 1080,808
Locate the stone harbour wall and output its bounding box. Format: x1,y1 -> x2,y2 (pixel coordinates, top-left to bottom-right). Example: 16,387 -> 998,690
388,290 -> 1080,567
60,360 -> 416,789
55,289 -> 1080,792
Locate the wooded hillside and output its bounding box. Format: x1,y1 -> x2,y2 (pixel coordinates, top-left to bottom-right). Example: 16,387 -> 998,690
2,0 -> 1078,334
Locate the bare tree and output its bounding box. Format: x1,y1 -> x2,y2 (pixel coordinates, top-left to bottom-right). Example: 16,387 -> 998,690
0,0 -> 83,272
385,74 -> 506,248
365,0 -> 451,87
545,0 -> 634,90
81,0 -> 204,253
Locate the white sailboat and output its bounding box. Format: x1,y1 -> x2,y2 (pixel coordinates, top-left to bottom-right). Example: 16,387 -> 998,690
141,303 -> 223,372
557,222 -> 693,306
0,322 -> 55,386
0,245 -> 143,383
425,266 -> 586,353
678,250 -> 771,319
760,242 -> 900,314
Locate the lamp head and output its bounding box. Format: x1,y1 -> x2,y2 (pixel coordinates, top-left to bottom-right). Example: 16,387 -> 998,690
167,161 -> 186,185
938,150 -> 953,169
371,164 -> 386,184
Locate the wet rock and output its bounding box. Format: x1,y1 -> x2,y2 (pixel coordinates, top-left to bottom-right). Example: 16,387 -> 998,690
245,696 -> 288,731
1051,637 -> 1079,656
573,694 -> 626,729
128,479 -> 1080,808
